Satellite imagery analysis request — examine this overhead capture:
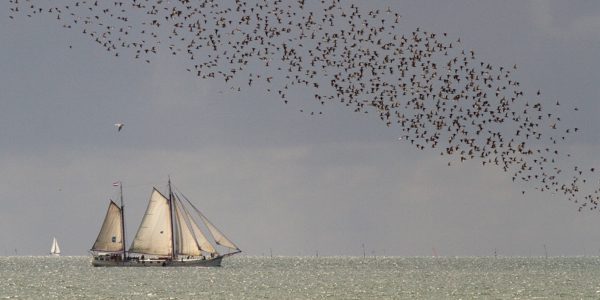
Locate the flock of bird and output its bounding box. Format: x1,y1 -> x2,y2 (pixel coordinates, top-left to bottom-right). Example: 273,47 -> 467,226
7,0 -> 598,210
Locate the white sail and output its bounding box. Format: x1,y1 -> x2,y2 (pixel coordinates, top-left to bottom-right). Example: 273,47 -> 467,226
50,237 -> 61,255
173,199 -> 202,256
129,189 -> 172,255
53,237 -> 60,254
180,199 -> 217,254
91,201 -> 122,252
50,237 -> 56,253
186,200 -> 239,251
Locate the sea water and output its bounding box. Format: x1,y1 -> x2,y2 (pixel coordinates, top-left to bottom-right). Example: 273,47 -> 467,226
1,256 -> 599,299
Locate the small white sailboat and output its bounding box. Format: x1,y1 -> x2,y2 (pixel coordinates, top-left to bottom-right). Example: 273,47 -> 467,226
49,237 -> 61,256
90,179 -> 241,267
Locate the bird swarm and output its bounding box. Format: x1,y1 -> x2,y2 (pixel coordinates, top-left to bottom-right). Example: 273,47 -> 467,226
7,0 -> 599,211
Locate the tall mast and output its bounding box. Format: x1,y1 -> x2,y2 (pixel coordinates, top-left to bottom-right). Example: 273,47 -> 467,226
168,177 -> 176,261
119,182 -> 126,262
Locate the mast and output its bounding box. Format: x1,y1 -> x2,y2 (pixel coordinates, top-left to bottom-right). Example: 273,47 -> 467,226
119,182 -> 126,262
168,177 -> 176,260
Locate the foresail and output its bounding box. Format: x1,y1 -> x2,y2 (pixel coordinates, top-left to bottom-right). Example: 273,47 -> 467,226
180,199 -> 217,254
186,199 -> 240,251
91,201 -> 123,252
173,199 -> 202,256
129,189 -> 172,255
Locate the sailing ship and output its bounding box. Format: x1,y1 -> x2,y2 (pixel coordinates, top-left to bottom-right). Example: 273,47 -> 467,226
90,179 -> 241,267
49,237 -> 60,256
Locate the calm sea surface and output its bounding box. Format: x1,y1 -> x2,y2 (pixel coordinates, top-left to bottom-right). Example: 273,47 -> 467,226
1,256 -> 599,299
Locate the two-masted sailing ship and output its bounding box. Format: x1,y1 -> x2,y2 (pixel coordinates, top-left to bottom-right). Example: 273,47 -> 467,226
90,180 -> 241,267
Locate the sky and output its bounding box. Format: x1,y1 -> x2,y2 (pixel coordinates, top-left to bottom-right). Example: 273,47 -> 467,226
0,1 -> 598,257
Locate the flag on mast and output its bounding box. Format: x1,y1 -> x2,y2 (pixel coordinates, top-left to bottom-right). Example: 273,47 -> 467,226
113,182 -> 119,187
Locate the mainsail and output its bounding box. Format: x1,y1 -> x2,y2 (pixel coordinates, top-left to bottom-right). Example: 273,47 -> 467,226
129,189 -> 172,256
91,201 -> 123,252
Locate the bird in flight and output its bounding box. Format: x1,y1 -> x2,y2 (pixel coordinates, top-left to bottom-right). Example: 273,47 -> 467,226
115,123 -> 124,132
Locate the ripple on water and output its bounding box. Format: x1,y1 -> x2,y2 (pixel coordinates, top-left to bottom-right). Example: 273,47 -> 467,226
1,256 -> 599,299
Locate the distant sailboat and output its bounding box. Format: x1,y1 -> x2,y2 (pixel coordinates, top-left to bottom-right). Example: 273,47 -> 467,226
49,237 -> 60,256
90,179 -> 241,267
